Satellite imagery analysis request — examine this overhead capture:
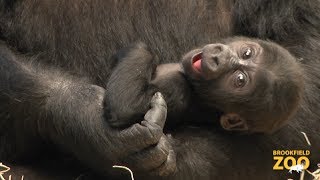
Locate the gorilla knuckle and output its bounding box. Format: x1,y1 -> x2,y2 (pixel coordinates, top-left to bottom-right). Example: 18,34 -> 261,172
123,121 -> 162,146
157,149 -> 177,176
157,135 -> 171,153
140,120 -> 163,145
134,136 -> 173,172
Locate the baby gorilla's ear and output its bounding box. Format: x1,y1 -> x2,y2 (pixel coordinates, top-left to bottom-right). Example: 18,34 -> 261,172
220,113 -> 248,131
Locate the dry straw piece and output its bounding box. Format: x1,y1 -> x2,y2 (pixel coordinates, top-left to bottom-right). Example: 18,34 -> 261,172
0,163 -> 24,180
113,165 -> 134,180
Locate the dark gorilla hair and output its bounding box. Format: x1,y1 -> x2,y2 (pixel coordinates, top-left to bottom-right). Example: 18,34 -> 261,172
0,0 -> 319,180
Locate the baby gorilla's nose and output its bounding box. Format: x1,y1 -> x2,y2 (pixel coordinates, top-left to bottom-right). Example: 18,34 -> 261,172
203,43 -> 226,66
201,43 -> 230,79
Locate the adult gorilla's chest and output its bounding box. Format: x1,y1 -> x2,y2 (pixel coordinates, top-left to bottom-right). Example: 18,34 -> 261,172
1,0 -> 233,84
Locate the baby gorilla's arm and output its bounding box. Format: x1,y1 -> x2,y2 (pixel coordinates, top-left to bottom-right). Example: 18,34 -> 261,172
105,43 -> 159,127
105,42 -> 191,128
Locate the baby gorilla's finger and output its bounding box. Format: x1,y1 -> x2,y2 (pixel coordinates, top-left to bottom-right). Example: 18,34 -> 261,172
122,135 -> 171,172
144,92 -> 167,129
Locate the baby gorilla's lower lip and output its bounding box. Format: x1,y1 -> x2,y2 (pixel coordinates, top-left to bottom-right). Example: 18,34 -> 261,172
192,52 -> 203,72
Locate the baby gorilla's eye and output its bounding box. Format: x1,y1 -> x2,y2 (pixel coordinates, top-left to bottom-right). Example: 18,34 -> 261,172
234,71 -> 248,88
241,47 -> 254,60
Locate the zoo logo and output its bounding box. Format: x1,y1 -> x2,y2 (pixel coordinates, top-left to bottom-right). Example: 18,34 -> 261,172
272,150 -> 310,171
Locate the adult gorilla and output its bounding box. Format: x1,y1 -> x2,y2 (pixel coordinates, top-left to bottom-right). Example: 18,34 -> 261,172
0,0 -> 319,180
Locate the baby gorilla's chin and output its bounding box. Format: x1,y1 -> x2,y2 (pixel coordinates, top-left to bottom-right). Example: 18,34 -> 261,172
150,63 -> 191,124
152,63 -> 184,81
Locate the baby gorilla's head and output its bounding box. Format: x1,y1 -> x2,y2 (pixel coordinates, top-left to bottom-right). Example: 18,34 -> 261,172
182,37 -> 304,133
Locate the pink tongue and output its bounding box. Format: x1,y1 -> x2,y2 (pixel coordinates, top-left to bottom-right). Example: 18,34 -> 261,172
194,59 -> 202,71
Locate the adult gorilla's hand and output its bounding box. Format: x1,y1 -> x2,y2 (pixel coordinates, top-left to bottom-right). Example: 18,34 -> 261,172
47,86 -> 176,177
53,86 -> 176,177
113,93 -> 176,177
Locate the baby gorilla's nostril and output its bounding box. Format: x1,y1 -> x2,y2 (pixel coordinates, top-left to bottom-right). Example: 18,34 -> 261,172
203,43 -> 224,53
213,56 -> 219,66
212,45 -> 223,54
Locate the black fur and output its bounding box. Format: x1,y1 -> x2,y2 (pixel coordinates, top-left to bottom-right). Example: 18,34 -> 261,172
0,0 -> 319,180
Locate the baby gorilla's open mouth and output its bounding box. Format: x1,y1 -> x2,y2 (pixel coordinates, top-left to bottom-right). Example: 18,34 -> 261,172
192,52 -> 203,72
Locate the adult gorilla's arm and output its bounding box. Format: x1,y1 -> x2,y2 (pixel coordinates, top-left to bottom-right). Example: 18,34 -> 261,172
0,43 -> 175,176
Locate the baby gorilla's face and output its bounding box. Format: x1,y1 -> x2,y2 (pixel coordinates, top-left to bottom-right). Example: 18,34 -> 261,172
181,37 -> 304,133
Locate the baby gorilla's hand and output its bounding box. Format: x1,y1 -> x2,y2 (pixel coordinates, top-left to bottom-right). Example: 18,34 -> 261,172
105,42 -> 159,128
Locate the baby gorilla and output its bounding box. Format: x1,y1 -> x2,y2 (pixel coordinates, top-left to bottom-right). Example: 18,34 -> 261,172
105,37 -> 303,133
